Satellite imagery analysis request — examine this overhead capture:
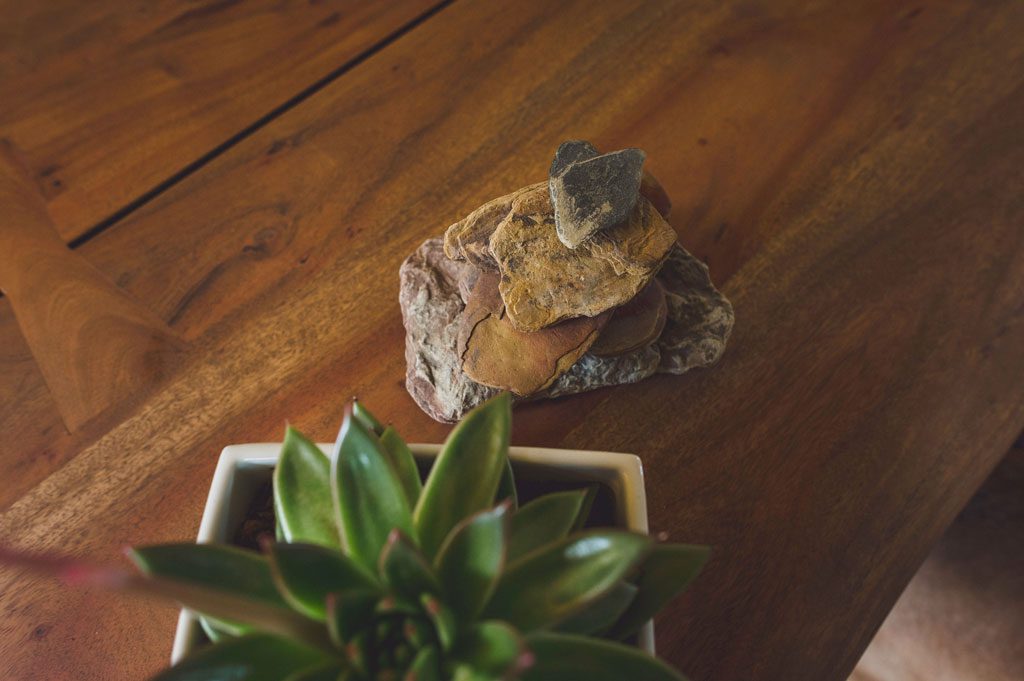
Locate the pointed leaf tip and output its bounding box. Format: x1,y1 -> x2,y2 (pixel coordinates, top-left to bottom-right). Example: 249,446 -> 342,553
608,543 -> 710,640
351,399 -> 385,435
507,488 -> 590,561
274,427 -> 339,549
485,530 -> 651,632
331,411 -> 415,571
414,392 -> 512,558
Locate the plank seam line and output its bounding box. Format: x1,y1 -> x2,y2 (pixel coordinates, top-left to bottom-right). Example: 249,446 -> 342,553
66,0 -> 458,250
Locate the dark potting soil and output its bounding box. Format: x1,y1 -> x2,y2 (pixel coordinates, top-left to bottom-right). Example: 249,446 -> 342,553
234,481 -> 276,550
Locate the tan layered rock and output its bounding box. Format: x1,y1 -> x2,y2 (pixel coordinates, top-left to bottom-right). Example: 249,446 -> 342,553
489,183 -> 676,332
443,182 -> 545,270
458,270 -> 610,395
445,171 -> 671,271
590,280 -> 668,357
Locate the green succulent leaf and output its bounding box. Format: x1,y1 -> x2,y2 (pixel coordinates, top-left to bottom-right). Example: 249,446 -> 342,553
570,484 -> 599,532
380,425 -> 424,507
130,544 -> 287,611
496,457 -> 518,510
343,630 -> 370,676
265,542 -> 378,621
283,663 -> 347,681
379,530 -> 439,603
506,490 -> 589,561
274,502 -> 287,543
451,667 -> 496,681
483,531 -> 651,632
152,633 -> 333,681
522,632 -> 687,681
376,595 -> 420,618
331,409 -> 415,571
325,590 -> 378,647
608,543 -> 711,640
434,503 -> 510,621
351,399 -> 385,435
198,614 -> 234,642
402,618 -> 433,649
452,620 -> 529,678
414,393 -> 511,559
129,544 -> 327,645
274,427 -> 339,549
554,581 -> 638,636
404,645 -> 441,681
421,594 -> 457,652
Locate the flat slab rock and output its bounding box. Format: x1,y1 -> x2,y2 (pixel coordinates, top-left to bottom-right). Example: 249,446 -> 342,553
447,182 -> 677,332
400,238 -> 734,422
458,270 -> 611,396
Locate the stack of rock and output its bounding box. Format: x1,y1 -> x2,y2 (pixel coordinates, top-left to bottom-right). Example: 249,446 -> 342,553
400,141 -> 734,423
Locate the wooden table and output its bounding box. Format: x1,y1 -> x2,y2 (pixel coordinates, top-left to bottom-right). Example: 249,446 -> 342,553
1,1 -> 1021,679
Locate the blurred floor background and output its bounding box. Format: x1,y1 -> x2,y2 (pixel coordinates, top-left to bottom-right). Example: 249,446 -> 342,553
850,438 -> 1023,681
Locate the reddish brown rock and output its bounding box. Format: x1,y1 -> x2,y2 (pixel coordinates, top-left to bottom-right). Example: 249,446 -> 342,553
590,280 -> 668,357
458,271 -> 610,395
400,239 -> 498,423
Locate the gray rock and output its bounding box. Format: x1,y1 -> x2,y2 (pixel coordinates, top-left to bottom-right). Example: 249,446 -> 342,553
540,346 -> 662,399
548,140 -> 599,177
400,239 -> 734,422
656,246 -> 734,373
549,146 -> 646,249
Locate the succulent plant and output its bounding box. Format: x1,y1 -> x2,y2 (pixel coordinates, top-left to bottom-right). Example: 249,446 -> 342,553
3,393 -> 709,680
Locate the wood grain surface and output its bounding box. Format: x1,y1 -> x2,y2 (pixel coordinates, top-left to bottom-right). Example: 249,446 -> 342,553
0,0 -> 442,242
0,143 -> 184,431
0,0 -> 1022,680
850,444 -> 1024,681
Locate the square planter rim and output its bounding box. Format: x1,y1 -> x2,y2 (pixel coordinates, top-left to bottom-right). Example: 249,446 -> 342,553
171,442 -> 653,663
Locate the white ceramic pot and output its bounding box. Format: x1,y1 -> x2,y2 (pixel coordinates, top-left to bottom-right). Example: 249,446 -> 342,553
171,443 -> 653,663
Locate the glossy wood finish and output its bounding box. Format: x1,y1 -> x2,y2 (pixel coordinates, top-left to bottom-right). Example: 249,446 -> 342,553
0,143 -> 183,430
0,1 -> 1022,679
0,0 -> 442,242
